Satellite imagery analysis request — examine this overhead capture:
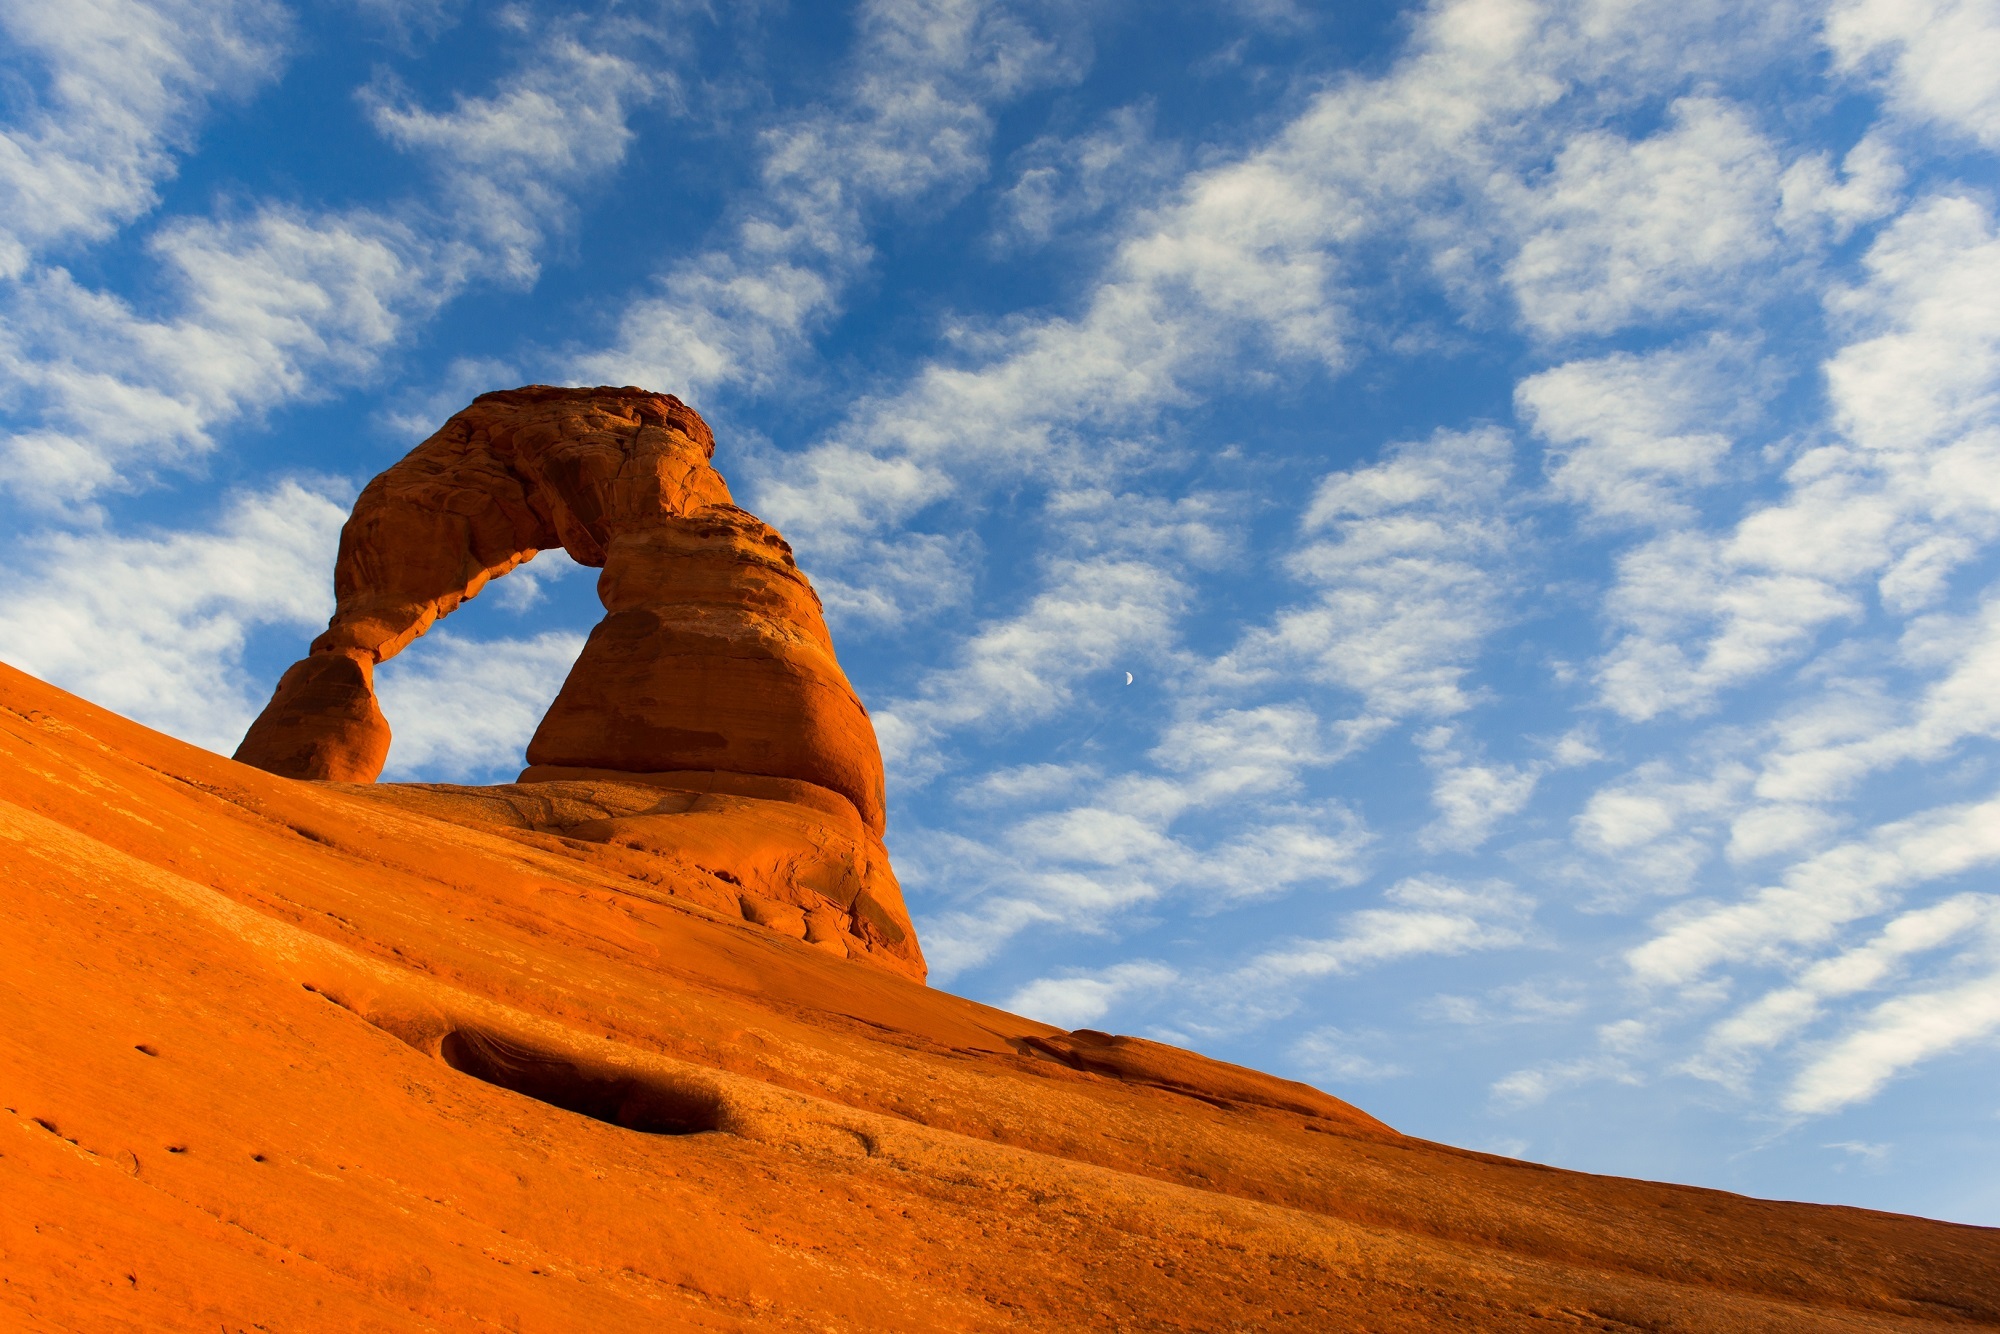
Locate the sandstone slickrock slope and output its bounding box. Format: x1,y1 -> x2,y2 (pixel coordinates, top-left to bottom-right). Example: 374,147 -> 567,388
3,388 -> 1998,1330
6,668 -> 2000,1331
233,387 -> 920,980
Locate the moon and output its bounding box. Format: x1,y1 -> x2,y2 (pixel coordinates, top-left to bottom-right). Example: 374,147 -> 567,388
1124,672 -> 1134,685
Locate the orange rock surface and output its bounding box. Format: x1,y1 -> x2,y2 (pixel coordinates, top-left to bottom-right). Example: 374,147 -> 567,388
231,386 -> 919,978
4,661 -> 1999,1331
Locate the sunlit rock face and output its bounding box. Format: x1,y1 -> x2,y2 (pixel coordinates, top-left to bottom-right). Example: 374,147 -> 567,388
8,658 -> 1999,1331
234,385 -> 920,979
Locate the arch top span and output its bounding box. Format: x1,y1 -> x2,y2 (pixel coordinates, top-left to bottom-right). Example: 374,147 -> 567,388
233,385 -> 887,838
307,384 -> 730,667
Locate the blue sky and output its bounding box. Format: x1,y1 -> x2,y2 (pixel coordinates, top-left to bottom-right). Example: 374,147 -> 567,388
5,0 -> 2000,1224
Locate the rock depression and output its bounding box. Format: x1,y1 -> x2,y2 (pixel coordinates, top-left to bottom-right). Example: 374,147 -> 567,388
233,386 -> 920,980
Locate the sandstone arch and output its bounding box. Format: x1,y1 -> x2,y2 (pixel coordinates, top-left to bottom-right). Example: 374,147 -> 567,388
235,386 -> 922,978
235,385 -> 886,834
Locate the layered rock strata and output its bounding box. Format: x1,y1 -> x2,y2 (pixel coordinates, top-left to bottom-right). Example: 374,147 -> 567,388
234,386 -> 919,978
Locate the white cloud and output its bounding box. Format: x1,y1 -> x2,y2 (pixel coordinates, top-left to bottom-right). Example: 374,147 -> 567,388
1424,978 -> 1586,1025
375,629 -> 588,781
953,760 -> 1096,807
1194,809 -> 1375,904
1425,757 -> 1543,852
0,480 -> 346,750
1784,964 -> 2000,1114
1725,802 -> 1844,864
1289,1027 -> 1407,1083
748,0 -> 1563,565
0,0 -> 287,276
366,35 -> 653,284
1218,427 -> 1520,733
0,21 -> 656,509
917,784 -> 1369,979
1004,959 -> 1178,1029
1575,760 -> 1747,855
1824,194 -> 2000,467
4,71 -> 666,509
1687,893 -> 2000,1089
990,102 -> 1180,250
1153,703 -> 1333,802
578,0 -> 1078,395
345,0 -> 463,44
911,703 -> 1370,981
1627,793 -> 2000,986
811,530 -> 977,630
878,392 -> 1518,990
1823,1139 -> 1893,1166
1503,97 -> 1789,338
1777,131 -> 1905,243
1044,486 -> 1239,568
1236,876 -> 1532,987
747,0 -> 1814,629
876,554 -> 1188,773
1593,194 -> 2000,719
994,875 -> 1528,1043
1518,335 -> 1762,526
1491,1054 -> 1639,1108
1827,0 -> 2000,147
1558,757 -> 1765,901
1749,594 -> 2000,810
0,209 -> 435,505
1418,725 -> 1597,853
1012,800 -> 1180,871
1594,528 -> 1864,721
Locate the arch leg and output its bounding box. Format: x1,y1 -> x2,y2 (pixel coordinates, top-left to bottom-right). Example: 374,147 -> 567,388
235,435 -> 556,781
233,650 -> 391,782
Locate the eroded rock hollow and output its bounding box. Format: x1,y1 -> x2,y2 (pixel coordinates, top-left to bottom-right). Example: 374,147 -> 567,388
235,385 -> 922,979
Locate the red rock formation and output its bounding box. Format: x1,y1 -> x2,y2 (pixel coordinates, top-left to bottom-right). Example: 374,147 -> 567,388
233,386 -> 918,978
5,660 -> 1998,1331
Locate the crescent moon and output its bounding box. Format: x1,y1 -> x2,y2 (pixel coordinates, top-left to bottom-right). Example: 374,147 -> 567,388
1124,672 -> 1134,685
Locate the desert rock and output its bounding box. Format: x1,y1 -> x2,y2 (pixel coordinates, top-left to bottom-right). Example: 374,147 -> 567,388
5,660 -> 1998,1331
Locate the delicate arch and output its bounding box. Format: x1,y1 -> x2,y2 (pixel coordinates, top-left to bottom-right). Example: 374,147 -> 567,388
234,386 -> 886,835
